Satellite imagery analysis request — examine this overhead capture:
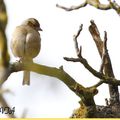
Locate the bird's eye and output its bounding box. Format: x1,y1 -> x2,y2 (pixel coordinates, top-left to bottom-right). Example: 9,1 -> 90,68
33,24 -> 37,27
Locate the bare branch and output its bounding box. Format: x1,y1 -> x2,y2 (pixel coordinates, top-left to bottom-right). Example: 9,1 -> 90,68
78,46 -> 82,58
56,0 -> 120,16
1,60 -> 120,108
90,81 -> 104,88
73,24 -> 83,56
64,56 -> 103,79
0,61 -> 98,107
64,56 -> 120,86
89,21 -> 119,104
13,62 -> 94,104
64,20 -> 120,88
56,0 -> 111,11
56,1 -> 87,11
89,20 -> 103,57
8,63 -> 85,98
74,24 -> 83,40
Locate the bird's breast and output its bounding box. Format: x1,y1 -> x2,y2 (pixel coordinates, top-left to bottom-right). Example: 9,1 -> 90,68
11,26 -> 41,59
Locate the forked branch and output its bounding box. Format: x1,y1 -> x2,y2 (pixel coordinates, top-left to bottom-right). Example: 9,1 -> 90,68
89,20 -> 119,104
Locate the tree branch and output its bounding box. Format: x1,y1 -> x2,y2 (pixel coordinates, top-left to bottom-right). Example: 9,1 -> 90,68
64,56 -> 120,86
108,0 -> 120,15
89,20 -> 103,57
56,1 -> 87,11
89,20 -> 119,104
73,24 -> 83,56
56,0 -> 120,16
64,57 -> 103,79
63,20 -> 120,89
0,61 -> 99,107
90,81 -> 104,88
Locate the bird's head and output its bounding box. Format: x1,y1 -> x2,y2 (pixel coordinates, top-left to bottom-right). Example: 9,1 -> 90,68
22,18 -> 43,31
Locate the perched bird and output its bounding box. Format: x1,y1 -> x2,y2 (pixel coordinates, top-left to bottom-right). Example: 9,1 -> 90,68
11,18 -> 42,85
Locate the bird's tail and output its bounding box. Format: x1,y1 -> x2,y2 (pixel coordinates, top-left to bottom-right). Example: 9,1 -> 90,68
23,71 -> 30,85
22,58 -> 33,85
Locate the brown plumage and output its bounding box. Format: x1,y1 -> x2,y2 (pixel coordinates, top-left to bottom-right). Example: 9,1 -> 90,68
11,18 -> 42,85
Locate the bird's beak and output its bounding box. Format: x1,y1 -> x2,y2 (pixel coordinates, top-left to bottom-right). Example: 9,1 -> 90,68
38,27 -> 43,31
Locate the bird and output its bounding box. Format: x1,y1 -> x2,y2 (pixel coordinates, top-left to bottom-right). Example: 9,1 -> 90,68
11,18 -> 42,85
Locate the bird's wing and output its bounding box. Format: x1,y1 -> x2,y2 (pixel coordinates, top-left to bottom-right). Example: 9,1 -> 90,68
11,26 -> 27,58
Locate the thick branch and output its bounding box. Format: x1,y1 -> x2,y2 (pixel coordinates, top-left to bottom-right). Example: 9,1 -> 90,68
0,62 -> 98,107
89,20 -> 103,57
11,62 -> 96,99
89,20 -> 119,104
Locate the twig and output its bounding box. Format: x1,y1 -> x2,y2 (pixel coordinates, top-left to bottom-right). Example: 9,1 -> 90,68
64,56 -> 103,79
73,24 -> 83,56
90,81 -> 104,88
103,31 -> 108,52
78,46 -> 82,58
